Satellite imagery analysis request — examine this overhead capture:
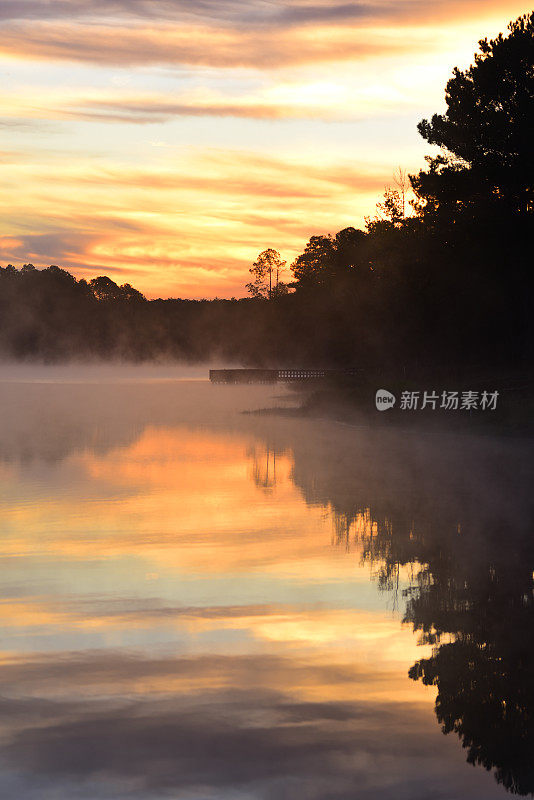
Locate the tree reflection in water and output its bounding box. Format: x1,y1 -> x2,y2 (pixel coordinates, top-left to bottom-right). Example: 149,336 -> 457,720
288,426 -> 534,795
247,443 -> 286,491
405,523 -> 534,795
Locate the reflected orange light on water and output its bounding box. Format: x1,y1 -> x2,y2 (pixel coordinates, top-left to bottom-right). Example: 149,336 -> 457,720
0,378 -> 513,799
0,424 -> 430,664
0,427 -> 356,573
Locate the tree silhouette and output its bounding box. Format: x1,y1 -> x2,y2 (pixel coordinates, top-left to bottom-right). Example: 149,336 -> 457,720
290,227 -> 367,290
246,249 -> 286,299
90,276 -> 145,303
411,12 -> 534,219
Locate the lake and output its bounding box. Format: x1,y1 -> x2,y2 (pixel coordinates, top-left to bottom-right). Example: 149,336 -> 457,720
0,365 -> 532,799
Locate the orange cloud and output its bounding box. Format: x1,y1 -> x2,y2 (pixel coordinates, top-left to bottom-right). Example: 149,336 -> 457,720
0,21 -> 417,68
0,149 -> 390,297
0,2 -> 527,69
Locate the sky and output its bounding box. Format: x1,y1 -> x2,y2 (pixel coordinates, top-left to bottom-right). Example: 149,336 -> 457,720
0,0 -> 530,298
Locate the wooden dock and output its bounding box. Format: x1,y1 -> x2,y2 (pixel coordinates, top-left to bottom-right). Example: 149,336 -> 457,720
209,368 -> 352,384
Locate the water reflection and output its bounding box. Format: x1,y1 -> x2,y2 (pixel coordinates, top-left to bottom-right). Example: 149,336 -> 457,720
404,512 -> 534,796
0,372 -> 531,798
248,443 -> 284,492
288,423 -> 534,796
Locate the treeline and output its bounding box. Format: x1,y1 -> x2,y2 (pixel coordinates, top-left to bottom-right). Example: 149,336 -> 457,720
0,212 -> 529,369
0,12 -> 532,372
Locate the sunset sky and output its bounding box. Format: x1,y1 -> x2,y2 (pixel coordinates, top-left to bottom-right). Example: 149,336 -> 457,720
0,0 -> 529,298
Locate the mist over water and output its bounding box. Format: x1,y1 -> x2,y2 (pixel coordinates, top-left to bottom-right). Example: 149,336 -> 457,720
0,365 -> 532,799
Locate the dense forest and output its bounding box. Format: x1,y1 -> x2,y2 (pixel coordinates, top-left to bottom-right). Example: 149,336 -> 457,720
0,13 -> 532,375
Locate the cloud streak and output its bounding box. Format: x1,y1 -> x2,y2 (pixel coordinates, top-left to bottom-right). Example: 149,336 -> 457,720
0,0 -> 520,27
59,99 -> 346,123
0,77 -> 423,124
0,647 -> 495,799
0,0 -> 520,69
0,147 -> 390,297
0,21 -> 415,68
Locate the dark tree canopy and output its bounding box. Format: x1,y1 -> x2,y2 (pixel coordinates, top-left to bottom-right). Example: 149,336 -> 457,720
290,227 -> 366,288
90,275 -> 146,303
412,12 -> 534,217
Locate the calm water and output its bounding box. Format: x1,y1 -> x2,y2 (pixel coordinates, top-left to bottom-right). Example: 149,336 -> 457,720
0,366 -> 532,799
